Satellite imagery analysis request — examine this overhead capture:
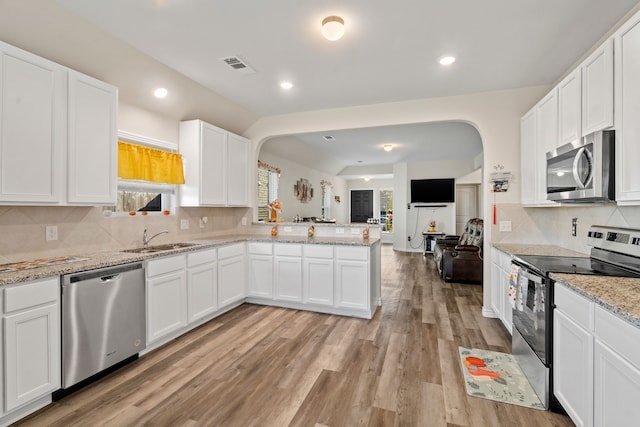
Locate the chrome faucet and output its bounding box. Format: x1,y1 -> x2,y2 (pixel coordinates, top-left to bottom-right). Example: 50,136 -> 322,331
143,228 -> 169,248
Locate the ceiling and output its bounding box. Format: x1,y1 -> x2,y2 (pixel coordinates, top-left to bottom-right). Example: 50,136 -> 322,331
54,0 -> 640,175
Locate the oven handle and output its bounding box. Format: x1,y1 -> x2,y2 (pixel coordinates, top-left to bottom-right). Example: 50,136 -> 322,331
517,266 -> 543,284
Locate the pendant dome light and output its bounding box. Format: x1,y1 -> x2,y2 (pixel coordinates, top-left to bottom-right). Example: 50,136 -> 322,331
322,16 -> 345,41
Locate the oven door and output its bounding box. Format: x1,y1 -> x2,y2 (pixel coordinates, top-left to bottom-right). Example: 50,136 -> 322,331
512,266 -> 550,365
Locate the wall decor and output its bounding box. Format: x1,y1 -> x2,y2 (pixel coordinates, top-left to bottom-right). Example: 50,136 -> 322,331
294,178 -> 313,202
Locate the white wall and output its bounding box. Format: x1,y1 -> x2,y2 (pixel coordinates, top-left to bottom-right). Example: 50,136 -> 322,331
258,151 -> 349,223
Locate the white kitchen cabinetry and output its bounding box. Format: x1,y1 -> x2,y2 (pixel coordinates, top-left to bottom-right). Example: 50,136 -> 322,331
581,39 -> 613,136
335,246 -> 369,310
186,248 -> 217,323
490,247 -> 512,333
66,70 -> 117,204
0,42 -> 65,204
247,242 -> 273,299
554,284 -> 594,427
2,277 -> 60,413
614,13 -> 640,204
146,255 -> 188,345
520,107 -> 539,206
274,244 -> 303,302
217,243 -> 246,307
179,120 -> 250,207
303,245 -> 334,306
558,69 -> 582,146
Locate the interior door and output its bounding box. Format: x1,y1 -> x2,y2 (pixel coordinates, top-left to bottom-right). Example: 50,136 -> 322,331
456,184 -> 479,234
350,190 -> 373,223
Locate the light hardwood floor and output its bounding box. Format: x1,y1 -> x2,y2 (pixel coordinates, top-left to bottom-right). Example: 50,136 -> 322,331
15,245 -> 573,426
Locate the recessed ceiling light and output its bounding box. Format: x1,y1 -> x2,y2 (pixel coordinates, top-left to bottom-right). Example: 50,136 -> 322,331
439,56 -> 456,66
363,176 -> 371,182
383,144 -> 393,152
321,16 -> 345,41
280,81 -> 293,90
153,87 -> 168,98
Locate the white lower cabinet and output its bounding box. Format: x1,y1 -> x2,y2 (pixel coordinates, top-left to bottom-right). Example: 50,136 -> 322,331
303,245 -> 334,306
335,246 -> 369,310
490,247 -> 512,333
146,255 -> 188,345
2,277 -> 60,413
186,249 -> 217,323
247,243 -> 273,299
218,243 -> 246,307
274,244 -> 302,302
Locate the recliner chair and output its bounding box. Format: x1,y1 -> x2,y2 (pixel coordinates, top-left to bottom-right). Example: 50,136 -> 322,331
432,218 -> 483,283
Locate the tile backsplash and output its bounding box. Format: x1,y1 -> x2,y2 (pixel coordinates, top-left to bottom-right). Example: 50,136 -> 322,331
491,203 -> 640,254
0,206 -> 251,264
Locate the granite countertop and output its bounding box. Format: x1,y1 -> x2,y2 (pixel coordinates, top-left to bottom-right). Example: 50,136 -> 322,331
0,234 -> 380,287
552,273 -> 640,329
492,243 -> 588,258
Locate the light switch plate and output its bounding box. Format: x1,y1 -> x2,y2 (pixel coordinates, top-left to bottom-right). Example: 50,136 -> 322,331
180,219 -> 189,230
351,228 -> 360,234
499,220 -> 512,232
241,217 -> 247,226
45,225 -> 58,241
336,228 -> 344,234
284,226 -> 292,232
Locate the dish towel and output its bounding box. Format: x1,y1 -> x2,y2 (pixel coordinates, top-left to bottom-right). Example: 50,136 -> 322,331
508,265 -> 522,310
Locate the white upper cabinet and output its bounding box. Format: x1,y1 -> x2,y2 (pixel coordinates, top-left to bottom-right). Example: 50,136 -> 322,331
520,107 -> 539,205
0,42 -> 65,204
615,12 -> 640,204
0,42 -> 117,206
179,119 -> 250,207
67,70 -> 117,204
558,68 -> 582,146
582,39 -> 614,136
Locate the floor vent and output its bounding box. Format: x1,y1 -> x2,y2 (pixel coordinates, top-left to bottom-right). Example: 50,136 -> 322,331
220,56 -> 256,75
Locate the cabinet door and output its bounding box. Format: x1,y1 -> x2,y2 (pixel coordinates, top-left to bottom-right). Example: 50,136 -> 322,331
226,133 -> 250,207
303,258 -> 334,306
499,268 -> 512,333
247,254 -> 273,298
554,310 -> 594,427
594,341 -> 640,427
335,260 -> 368,309
582,39 -> 613,136
615,17 -> 640,203
558,69 -> 582,145
490,259 -> 502,318
67,71 -> 117,204
200,123 -> 227,205
187,262 -> 217,323
536,89 -> 558,203
0,43 -> 65,203
147,271 -> 188,344
218,255 -> 246,307
274,256 -> 302,302
4,303 -> 60,411
520,108 -> 538,205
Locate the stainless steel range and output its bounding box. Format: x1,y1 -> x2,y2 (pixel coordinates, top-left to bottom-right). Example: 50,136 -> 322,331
510,225 -> 640,410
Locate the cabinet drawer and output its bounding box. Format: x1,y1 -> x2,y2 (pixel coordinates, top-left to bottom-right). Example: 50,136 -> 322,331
147,254 -> 186,277
4,277 -> 59,313
304,245 -> 333,259
595,305 -> 640,368
274,244 -> 302,257
555,283 -> 594,330
218,242 -> 245,260
248,242 -> 273,255
335,246 -> 368,261
187,248 -> 217,267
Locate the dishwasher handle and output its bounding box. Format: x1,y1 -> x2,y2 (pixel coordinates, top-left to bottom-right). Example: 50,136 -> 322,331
100,274 -> 121,283
65,263 -> 143,284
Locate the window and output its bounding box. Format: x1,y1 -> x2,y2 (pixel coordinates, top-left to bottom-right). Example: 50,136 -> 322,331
380,189 -> 393,232
257,161 -> 280,221
103,131 -> 183,217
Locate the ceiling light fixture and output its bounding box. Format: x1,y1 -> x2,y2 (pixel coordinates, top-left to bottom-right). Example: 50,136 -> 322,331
439,55 -> 456,66
363,176 -> 371,182
383,144 -> 393,152
322,16 -> 345,41
153,87 -> 168,98
280,81 -> 293,90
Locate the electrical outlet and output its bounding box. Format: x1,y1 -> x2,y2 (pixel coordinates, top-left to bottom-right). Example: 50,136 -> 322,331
45,225 -> 58,241
241,217 -> 247,226
284,226 -> 292,232
351,228 -> 360,235
407,236 -> 411,242
499,221 -> 512,232
180,219 -> 189,230
336,228 -> 344,234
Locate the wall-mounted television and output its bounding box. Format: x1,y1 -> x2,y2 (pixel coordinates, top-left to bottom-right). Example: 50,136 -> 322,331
410,178 -> 455,203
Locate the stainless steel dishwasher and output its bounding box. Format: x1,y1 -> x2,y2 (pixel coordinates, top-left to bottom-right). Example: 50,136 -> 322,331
60,262 -> 145,390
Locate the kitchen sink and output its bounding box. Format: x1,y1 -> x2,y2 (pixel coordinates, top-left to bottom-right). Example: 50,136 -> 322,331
122,242 -> 200,254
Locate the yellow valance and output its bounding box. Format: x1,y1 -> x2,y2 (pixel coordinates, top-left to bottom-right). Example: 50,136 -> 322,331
118,141 -> 185,184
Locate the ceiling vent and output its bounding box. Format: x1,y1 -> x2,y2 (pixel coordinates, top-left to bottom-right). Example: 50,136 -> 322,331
323,135 -> 336,142
220,55 -> 256,75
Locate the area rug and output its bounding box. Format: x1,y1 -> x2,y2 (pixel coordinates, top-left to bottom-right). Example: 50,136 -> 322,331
458,346 -> 545,410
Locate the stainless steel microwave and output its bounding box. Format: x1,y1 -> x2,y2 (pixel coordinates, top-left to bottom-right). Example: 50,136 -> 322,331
546,130 -> 615,202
